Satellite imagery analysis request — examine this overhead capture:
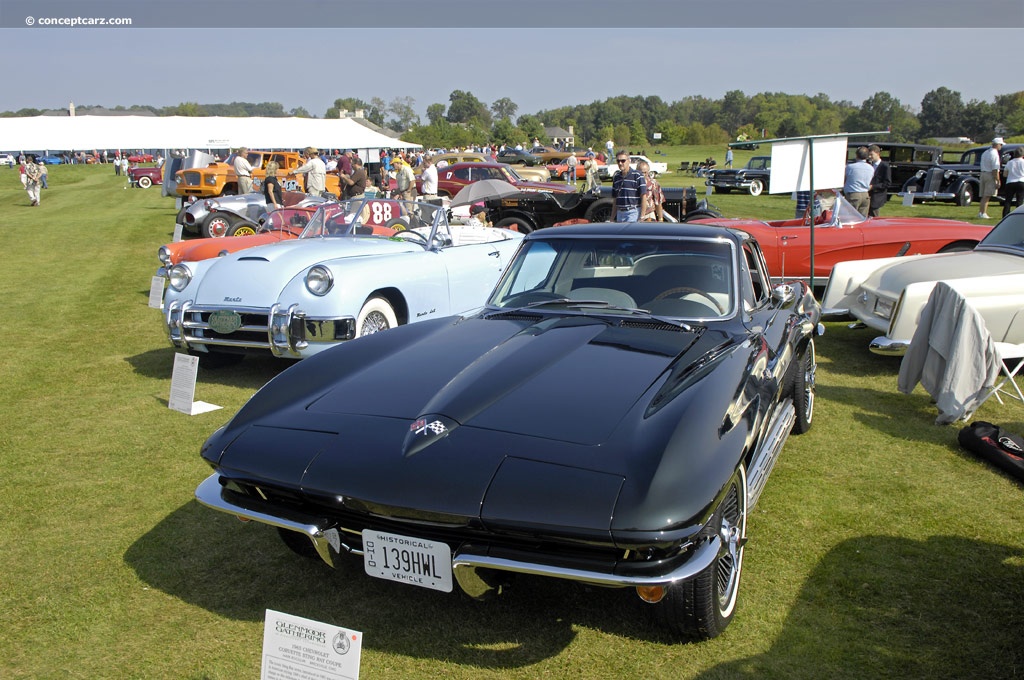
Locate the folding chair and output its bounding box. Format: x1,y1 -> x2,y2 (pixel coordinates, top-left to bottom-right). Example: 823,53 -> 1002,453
987,342 -> 1024,404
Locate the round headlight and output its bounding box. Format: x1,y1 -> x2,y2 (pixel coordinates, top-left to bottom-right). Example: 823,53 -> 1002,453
157,245 -> 172,266
168,264 -> 193,292
305,265 -> 334,296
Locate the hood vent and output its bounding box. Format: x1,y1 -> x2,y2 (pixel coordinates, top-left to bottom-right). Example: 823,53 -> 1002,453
619,319 -> 692,332
238,256 -> 270,262
485,311 -> 544,322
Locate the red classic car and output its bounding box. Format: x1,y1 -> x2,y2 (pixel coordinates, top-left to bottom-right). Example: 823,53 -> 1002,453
128,165 -> 162,189
546,156 -> 604,181
431,162 -> 575,197
691,189 -> 992,282
128,153 -> 154,163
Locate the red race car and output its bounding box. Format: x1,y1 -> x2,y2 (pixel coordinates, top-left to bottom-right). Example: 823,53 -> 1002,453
691,189 -> 992,282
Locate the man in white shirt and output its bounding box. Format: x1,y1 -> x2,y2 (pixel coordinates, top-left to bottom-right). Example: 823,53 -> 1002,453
420,155 -> 438,200
979,137 -> 1004,219
233,147 -> 254,194
289,147 -> 327,197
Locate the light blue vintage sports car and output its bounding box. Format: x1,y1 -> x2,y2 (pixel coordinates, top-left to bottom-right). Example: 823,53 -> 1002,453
163,198 -> 524,363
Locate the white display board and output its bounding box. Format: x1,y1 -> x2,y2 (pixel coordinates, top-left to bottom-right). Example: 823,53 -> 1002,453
262,610 -> 362,680
168,352 -> 221,415
768,138 -> 848,194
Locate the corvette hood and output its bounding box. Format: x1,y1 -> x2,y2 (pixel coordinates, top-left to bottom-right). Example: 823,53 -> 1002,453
212,313 -> 728,526
865,250 -> 1024,296
186,237 -> 417,305
305,315 -> 710,443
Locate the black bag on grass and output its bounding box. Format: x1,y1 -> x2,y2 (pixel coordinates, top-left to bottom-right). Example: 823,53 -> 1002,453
958,421 -> 1024,481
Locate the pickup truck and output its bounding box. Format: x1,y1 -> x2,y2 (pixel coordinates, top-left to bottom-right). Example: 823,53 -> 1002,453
174,150 -> 341,199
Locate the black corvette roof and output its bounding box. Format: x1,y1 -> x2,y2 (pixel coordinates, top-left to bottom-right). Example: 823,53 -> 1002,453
525,221 -> 748,243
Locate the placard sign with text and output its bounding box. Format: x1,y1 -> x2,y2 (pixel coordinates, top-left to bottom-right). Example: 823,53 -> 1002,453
262,610 -> 362,680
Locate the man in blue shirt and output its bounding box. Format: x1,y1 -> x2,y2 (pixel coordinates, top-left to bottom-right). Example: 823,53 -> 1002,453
611,152 -> 648,222
843,146 -> 874,217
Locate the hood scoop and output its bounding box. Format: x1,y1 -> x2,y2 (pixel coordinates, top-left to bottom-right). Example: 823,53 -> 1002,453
237,256 -> 270,262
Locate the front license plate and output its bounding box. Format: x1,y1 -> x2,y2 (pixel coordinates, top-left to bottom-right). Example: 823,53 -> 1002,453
362,530 -> 453,593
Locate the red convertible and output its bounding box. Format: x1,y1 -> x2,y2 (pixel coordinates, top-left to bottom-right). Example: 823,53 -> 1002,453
692,189 -> 992,282
128,153 -> 154,163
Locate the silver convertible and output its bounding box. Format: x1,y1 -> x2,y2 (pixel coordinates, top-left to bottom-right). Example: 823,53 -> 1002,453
163,198 -> 524,363
822,206 -> 1024,356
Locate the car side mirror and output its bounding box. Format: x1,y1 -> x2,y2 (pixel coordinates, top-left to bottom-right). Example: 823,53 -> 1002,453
772,284 -> 795,305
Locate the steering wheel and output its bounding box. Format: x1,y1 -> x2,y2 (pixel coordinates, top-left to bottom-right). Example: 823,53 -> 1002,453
654,286 -> 726,314
392,230 -> 429,245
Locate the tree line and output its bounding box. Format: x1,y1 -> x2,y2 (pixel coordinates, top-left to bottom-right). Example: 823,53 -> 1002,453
6,87 -> 1022,149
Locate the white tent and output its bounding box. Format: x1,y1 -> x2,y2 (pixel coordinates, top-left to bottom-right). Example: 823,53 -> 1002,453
0,115 -> 420,153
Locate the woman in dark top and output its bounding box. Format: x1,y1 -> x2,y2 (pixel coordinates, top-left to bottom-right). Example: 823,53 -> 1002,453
263,160 -> 283,208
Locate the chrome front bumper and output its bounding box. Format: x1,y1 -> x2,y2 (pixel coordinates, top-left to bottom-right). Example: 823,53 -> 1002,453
195,473 -> 720,596
164,299 -> 355,358
869,336 -> 910,356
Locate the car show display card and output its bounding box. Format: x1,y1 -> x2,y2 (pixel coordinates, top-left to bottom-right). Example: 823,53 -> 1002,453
172,222 -> 184,243
148,276 -> 165,309
262,609 -> 362,680
168,352 -> 221,415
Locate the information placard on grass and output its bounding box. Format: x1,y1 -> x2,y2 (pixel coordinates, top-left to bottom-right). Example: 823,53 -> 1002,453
168,352 -> 221,415
262,609 -> 362,680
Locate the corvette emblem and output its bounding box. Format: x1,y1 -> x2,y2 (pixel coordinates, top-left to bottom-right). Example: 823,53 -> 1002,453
411,418 -> 448,436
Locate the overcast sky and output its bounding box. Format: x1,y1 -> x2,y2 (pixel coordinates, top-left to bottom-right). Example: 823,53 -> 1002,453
0,27 -> 1015,123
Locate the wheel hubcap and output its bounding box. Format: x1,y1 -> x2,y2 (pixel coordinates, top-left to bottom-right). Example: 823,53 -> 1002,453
209,219 -> 228,237
804,341 -> 817,423
715,479 -> 745,612
360,311 -> 390,335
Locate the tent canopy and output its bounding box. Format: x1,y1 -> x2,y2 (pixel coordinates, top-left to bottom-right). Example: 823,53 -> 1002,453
0,115 -> 421,153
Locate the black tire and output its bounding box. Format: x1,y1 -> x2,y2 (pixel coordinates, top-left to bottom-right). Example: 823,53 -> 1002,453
748,179 -> 764,197
790,338 -> 816,434
494,216 -> 534,233
682,209 -> 722,222
277,527 -> 319,559
655,467 -> 747,640
583,197 -> 614,223
956,183 -> 975,207
138,176 -> 153,189
202,213 -> 235,238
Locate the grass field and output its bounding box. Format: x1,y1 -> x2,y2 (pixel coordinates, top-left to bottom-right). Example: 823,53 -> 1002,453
2,157 -> 1023,679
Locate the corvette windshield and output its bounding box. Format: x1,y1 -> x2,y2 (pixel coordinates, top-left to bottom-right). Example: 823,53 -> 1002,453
979,212 -> 1024,251
490,237 -> 736,319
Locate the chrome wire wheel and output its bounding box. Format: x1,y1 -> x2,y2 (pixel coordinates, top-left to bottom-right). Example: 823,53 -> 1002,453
791,338 -> 816,433
355,297 -> 398,337
714,468 -> 746,617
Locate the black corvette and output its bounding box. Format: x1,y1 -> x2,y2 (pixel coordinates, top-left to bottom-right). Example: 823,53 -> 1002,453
484,186 -> 721,233
195,223 -> 821,640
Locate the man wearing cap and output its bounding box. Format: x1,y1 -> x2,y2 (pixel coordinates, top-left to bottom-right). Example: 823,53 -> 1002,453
289,147 -> 328,197
233,147 -> 254,195
979,137 -> 1004,219
393,156 -> 417,201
